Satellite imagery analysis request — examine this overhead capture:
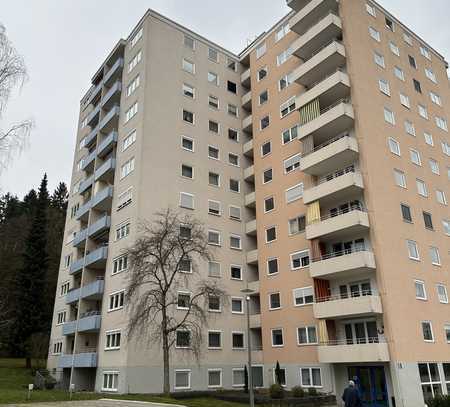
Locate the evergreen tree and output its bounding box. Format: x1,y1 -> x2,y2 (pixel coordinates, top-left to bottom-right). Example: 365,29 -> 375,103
50,182 -> 68,211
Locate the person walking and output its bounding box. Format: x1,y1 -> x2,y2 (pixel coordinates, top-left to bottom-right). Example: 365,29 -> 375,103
342,380 -> 363,407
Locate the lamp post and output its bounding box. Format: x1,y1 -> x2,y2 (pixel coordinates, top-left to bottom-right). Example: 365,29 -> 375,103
241,288 -> 255,407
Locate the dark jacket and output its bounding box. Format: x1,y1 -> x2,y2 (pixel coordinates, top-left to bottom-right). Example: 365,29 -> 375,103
342,386 -> 362,407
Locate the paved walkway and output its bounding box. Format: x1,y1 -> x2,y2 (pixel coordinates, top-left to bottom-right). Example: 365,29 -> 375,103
2,399 -> 186,407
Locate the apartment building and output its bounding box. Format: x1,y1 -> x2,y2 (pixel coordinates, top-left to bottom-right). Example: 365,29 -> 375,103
48,1 -> 450,405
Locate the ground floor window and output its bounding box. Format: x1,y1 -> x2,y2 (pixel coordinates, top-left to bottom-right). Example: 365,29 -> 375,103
208,369 -> 222,388
102,372 -> 118,392
419,363 -> 442,401
232,368 -> 245,387
300,367 -> 322,388
252,366 -> 264,388
175,369 -> 191,390
443,364 -> 450,393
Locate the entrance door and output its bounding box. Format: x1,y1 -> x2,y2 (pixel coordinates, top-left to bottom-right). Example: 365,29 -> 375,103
348,366 -> 388,407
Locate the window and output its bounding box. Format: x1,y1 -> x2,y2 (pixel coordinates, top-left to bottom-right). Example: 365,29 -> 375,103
208,295 -> 221,312
232,369 -> 245,387
264,197 -> 275,213
105,331 -> 121,350
208,95 -> 219,109
257,66 -> 268,81
374,52 -> 385,68
229,205 -> 241,221
430,246 -> 441,265
231,298 -> 244,314
256,42 -> 266,59
179,225 -> 192,240
289,215 -> 306,235
403,32 -> 413,46
271,329 -> 284,347
208,145 -> 219,160
208,369 -> 222,388
277,46 -> 293,66
229,178 -> 240,193
384,107 -> 395,125
208,171 -> 220,186
177,292 -> 191,310
401,204 -> 412,222
405,120 -> 416,136
267,258 -> 278,275
60,281 -> 70,296
297,326 -> 318,345
228,103 -> 238,117
293,287 -> 314,306
181,136 -> 194,152
420,46 -> 431,60
279,72 -> 294,90
394,66 -> 405,81
394,169 -> 406,188
180,192 -> 194,210
56,311 -> 66,325
275,23 -> 290,41
263,168 -> 273,184
109,291 -> 125,311
208,261 -> 221,278
181,164 -> 193,179
419,363 -> 442,400
415,280 -> 427,300
102,372 -> 119,392
208,230 -> 221,246
113,255 -> 128,275
423,212 -> 434,230
208,47 -> 218,62
128,51 -> 142,72
388,137 -> 400,155
389,41 -> 400,56
182,83 -> 195,99
425,68 -> 437,83
379,79 -> 390,96
260,115 -> 270,130
413,79 -> 422,93
435,116 -> 448,132
282,125 -> 298,144
422,321 -> 434,342
228,128 -> 239,142
174,370 -> 191,390
64,254 -> 71,268
125,102 -> 138,122
176,330 -> 191,348
227,58 -> 237,71
182,109 -> 194,124
209,120 -> 219,133
437,285 -> 448,304
126,75 -> 140,96
419,105 -> 429,120
424,132 -> 434,146
265,226 -> 276,243
369,27 -> 380,42
184,35 -> 195,50
407,239 -> 420,260
116,185 -> 132,209
429,159 -> 439,175
408,55 -> 417,69
300,368 -> 322,388
232,332 -> 245,348
123,129 -> 136,151
259,90 -> 268,105
53,341 -> 63,355
261,141 -> 271,156
436,190 -> 447,205
410,149 -> 421,165
130,27 -> 143,47
443,219 -> 450,236
366,3 -> 376,17
269,293 -> 281,310
208,331 -> 222,349
286,183 -> 303,203
182,58 -> 195,74
280,97 -> 296,118
231,265 -> 242,280
290,250 -> 310,270
443,141 -> 450,156
227,81 -> 237,94
230,234 -> 242,250
385,17 -> 394,31
208,72 -> 218,86
228,153 -> 239,166
116,222 -> 130,240
399,93 -> 410,108
430,92 -> 442,106
416,179 -> 428,197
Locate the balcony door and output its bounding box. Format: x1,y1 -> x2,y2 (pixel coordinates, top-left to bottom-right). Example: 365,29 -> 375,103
344,320 -> 379,344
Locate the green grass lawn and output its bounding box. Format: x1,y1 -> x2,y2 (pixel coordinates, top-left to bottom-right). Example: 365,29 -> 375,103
0,359 -> 246,406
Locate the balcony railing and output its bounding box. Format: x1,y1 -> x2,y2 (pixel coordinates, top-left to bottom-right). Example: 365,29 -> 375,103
316,290 -> 376,303
321,337 -> 386,346
312,246 -> 370,263
313,203 -> 365,224
302,133 -> 349,157
317,164 -> 355,185
304,38 -> 342,62
300,10 -> 339,39
306,67 -> 346,91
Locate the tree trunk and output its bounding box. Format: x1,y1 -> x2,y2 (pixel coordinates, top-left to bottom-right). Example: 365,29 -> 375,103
162,306 -> 170,396
25,356 -> 31,369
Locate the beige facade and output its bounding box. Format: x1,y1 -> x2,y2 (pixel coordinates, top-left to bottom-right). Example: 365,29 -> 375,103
48,2 -> 450,405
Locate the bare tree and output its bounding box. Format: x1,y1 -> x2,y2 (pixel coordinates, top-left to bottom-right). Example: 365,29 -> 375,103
0,23 -> 33,173
125,209 -> 227,395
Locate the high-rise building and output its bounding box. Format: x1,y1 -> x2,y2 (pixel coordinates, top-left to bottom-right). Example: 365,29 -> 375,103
48,2 -> 450,405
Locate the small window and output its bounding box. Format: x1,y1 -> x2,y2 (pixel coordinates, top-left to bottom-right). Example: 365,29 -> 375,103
181,164 -> 193,179
430,92 -> 442,106
429,159 -> 439,175
374,52 -> 385,68
256,42 -> 266,59
280,97 -> 296,118
183,109 -> 194,124
413,79 -> 422,93
228,153 -> 239,166
230,265 -> 242,280
285,183 -> 304,203
300,368 -> 322,388
208,369 -> 222,388
435,116 -> 448,132
208,145 -> 219,160
259,90 -> 269,105
208,47 -> 218,62
227,81 -> 237,94
415,280 -> 427,300
279,72 -> 294,90
289,215 -> 306,235
228,128 -> 239,142
410,149 -> 422,166
175,370 -> 191,389
182,83 -> 195,99
229,178 -> 240,193
379,79 -> 390,96
179,192 -> 194,210
232,332 -> 245,348
424,132 -> 434,146
394,169 -> 406,188
229,205 -> 241,221
297,326 -> 318,345
102,372 -> 119,392
403,32 -> 413,46
230,234 -> 242,250
437,285 -> 448,303
208,172 -> 220,187
293,287 -> 314,306
208,295 -> 221,312
182,58 -> 195,74
420,46 -> 431,60
423,211 -> 434,230
421,321 -> 434,342
231,299 -> 244,314
400,93 -> 410,109
177,292 -> 191,310
425,68 -> 437,83
123,130 -> 137,151
389,41 -> 399,56
277,46 -> 293,66
179,257 -> 192,273
418,105 -> 429,120
265,226 -> 277,243
208,261 -> 221,278
227,58 -> 237,71
388,137 -> 401,156
184,35 -> 195,50
284,154 -> 301,173
269,293 -> 281,310
208,230 -> 221,246
209,120 -> 219,134
408,55 -> 417,69
271,329 -> 284,347
384,107 -> 395,125
385,17 -> 394,31
282,125 -> 298,144
208,95 -> 219,109
407,239 -> 420,260
401,204 -> 412,222
405,120 -> 416,136
394,66 -> 405,81
181,136 -> 194,152
430,246 -> 441,265
366,3 -> 376,17
208,72 -> 219,86
257,66 -> 268,81
267,258 -> 278,275
208,200 -> 221,216
436,190 -> 447,205
369,27 -> 381,42
290,250 -> 310,270
260,115 -> 270,130
275,23 -> 290,42
109,290 -> 125,311
264,196 -> 275,213
208,331 -> 222,349
442,220 -> 450,236
263,168 -> 273,184
416,179 -> 428,197
227,104 -> 238,117
115,222 -> 130,240
261,141 -> 271,156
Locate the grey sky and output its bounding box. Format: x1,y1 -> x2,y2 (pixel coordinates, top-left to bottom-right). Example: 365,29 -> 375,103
1,0 -> 449,197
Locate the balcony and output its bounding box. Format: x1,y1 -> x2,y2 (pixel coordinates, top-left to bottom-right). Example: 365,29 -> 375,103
287,0 -> 312,12
318,339 -> 390,363
242,90 -> 252,112
104,58 -> 124,87
245,191 -> 256,208
301,135 -> 359,176
247,249 -> 258,265
65,287 -> 81,305
290,0 -> 339,36
88,215 -> 111,239
86,104 -> 101,128
298,100 -> 354,145
303,169 -> 364,205
58,351 -> 98,368
242,115 -> 253,133
241,68 -> 251,88
292,40 -> 346,88
65,280 -> 104,305
99,105 -> 120,134
80,150 -> 96,173
310,249 -> 376,279
247,279 -> 260,293
73,227 -> 88,248
313,294 -> 383,319
78,174 -> 94,194
306,207 -> 370,240
243,139 -> 254,157
296,70 -> 350,111
246,219 -> 257,236
91,186 -> 114,211
86,81 -> 103,107
75,199 -> 91,222
62,312 -> 102,336
101,81 -> 122,110
244,165 -> 255,182
85,124 -> 99,148
84,246 -> 108,269
96,131 -> 118,158
69,257 -> 84,275
250,314 -> 261,329
94,157 -> 116,182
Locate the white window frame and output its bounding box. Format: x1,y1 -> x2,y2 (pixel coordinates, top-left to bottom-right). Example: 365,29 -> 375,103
102,371 -> 119,392
174,369 -> 191,390
271,328 -> 284,347
415,280 -> 427,300
297,325 -> 318,345
407,239 -> 420,261
207,369 -> 222,388
105,330 -> 121,351
421,321 -> 435,342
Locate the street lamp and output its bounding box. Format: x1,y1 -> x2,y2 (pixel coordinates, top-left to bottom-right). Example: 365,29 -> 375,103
241,287 -> 255,407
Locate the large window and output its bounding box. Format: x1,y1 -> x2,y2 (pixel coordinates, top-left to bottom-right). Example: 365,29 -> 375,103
109,291 -> 125,311
105,330 -> 121,350
297,326 -> 317,345
290,250 -> 310,270
293,287 -> 314,306
208,369 -> 222,388
102,372 -> 119,392
175,370 -> 191,390
271,328 -> 284,347
419,363 -> 442,401
300,368 -> 322,388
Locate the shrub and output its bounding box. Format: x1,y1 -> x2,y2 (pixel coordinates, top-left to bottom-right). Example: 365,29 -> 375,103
269,383 -> 285,399
427,395 -> 450,407
308,387 -> 318,396
291,386 -> 305,398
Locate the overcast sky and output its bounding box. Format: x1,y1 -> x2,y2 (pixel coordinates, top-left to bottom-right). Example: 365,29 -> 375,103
1,0 -> 449,198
